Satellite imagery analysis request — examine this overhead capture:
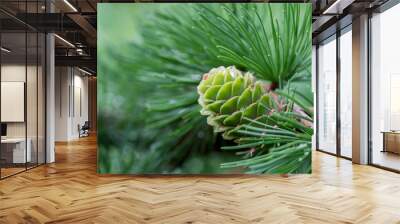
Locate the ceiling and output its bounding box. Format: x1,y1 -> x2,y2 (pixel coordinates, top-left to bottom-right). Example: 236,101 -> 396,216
311,0 -> 391,43
0,0 -> 99,74
0,0 -> 395,74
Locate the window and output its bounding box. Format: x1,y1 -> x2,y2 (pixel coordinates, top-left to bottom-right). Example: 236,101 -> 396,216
370,3 -> 400,171
339,28 -> 352,158
317,36 -> 337,154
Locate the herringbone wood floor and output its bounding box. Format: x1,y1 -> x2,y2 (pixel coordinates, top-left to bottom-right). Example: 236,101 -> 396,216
1,135 -> 400,224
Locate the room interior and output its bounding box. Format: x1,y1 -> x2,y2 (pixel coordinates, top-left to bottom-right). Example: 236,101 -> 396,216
0,1 -> 95,179
0,0 -> 400,222
315,1 -> 400,172
370,4 -> 400,171
0,30 -> 46,178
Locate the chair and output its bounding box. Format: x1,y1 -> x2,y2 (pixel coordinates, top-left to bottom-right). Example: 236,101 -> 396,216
78,121 -> 90,138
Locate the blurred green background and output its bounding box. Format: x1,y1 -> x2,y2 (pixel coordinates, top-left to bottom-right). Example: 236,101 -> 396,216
98,4 -> 239,174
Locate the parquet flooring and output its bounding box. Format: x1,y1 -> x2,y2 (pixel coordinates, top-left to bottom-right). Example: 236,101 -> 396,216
1,167 -> 26,178
1,135 -> 400,223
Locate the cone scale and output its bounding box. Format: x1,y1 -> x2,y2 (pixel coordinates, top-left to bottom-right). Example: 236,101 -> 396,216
198,66 -> 271,140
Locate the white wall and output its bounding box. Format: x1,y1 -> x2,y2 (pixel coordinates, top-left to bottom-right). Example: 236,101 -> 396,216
1,65 -> 37,138
72,73 -> 89,138
55,66 -> 69,141
1,63 -> 46,164
55,67 -> 89,141
1,65 -> 26,141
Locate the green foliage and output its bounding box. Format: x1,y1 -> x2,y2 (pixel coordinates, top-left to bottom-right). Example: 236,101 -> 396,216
98,3 -> 312,174
196,4 -> 312,84
197,66 -> 313,174
220,89 -> 313,174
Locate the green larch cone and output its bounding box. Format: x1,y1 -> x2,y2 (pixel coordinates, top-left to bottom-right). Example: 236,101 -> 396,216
198,66 -> 271,140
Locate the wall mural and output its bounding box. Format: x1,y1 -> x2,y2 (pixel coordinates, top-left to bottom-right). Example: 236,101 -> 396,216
98,3 -> 313,174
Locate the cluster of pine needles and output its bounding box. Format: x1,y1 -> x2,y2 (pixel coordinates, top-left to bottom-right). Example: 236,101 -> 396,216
98,3 -> 313,174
